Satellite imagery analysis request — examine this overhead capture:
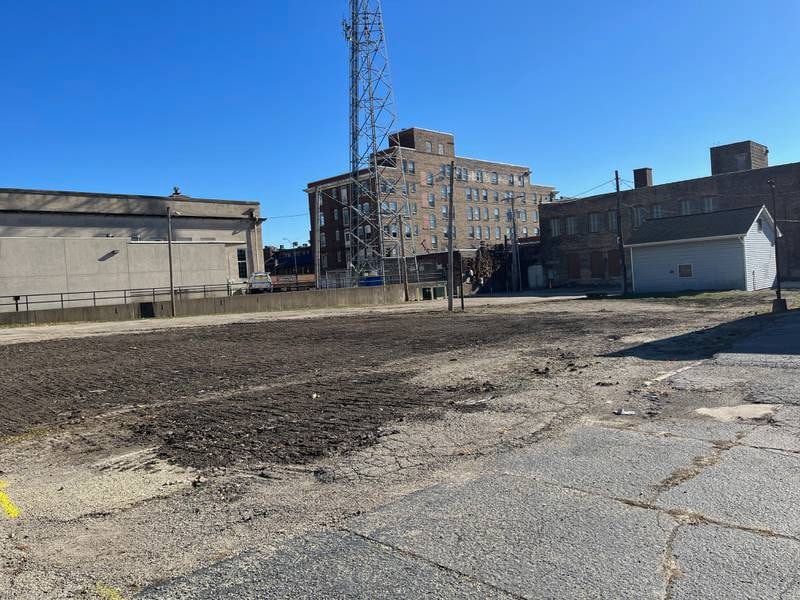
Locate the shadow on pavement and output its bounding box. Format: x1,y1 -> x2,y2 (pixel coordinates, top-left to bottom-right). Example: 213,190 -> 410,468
605,311 -> 800,361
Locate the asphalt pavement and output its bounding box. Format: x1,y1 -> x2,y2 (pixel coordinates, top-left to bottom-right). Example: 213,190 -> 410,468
137,311 -> 800,600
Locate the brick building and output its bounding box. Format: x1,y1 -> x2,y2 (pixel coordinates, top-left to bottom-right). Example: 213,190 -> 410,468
306,127 -> 556,277
539,141 -> 800,286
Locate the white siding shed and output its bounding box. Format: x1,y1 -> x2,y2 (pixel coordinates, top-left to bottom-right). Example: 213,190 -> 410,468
628,205 -> 777,294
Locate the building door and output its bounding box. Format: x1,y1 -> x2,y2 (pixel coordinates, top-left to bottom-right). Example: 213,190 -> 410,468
567,253 -> 581,280
607,249 -> 621,277
590,251 -> 605,279
527,265 -> 544,289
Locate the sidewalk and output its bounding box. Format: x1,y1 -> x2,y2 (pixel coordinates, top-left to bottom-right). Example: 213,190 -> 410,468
138,314 -> 800,599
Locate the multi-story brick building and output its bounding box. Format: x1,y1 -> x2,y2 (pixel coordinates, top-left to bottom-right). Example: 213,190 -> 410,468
539,141 -> 800,286
306,127 -> 556,278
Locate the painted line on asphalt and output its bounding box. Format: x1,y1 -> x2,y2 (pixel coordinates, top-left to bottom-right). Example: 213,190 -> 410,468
0,480 -> 20,519
644,360 -> 704,386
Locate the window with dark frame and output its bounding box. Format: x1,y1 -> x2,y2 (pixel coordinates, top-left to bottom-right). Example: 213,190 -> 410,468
237,248 -> 248,279
678,264 -> 693,278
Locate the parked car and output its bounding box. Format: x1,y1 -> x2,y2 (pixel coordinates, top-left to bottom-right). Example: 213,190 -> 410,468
247,272 -> 273,294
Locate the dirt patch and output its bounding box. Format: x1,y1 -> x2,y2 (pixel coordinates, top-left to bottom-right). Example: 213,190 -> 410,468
695,404 -> 778,422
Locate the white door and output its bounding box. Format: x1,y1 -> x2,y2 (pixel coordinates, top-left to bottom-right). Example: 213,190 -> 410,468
527,265 -> 544,289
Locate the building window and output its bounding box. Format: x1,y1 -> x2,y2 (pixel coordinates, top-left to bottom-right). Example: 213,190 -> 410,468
522,227 -> 528,237
409,160 -> 415,174
678,264 -> 693,278
493,191 -> 499,203
588,213 -> 601,233
431,234 -> 438,248
495,226 -> 501,240
440,185 -> 448,199
319,213 -> 325,226
491,171 -> 498,184
652,204 -> 663,219
425,141 -> 433,153
237,248 -> 248,279
475,226 -> 482,240
468,226 -> 475,239
476,170 -> 484,182
429,214 -> 437,229
520,209 -> 527,222
549,219 -> 562,237
519,192 -> 526,204
757,218 -> 763,232
335,229 -> 341,242
681,199 -> 695,215
701,197 -> 715,213
426,172 -> 434,185
467,206 -> 473,220
441,204 -> 448,216
428,192 -> 435,207
333,208 -> 339,221
566,216 -> 578,235
493,208 -> 500,220
483,207 -> 489,220
507,173 -> 514,185
517,174 -> 525,187
320,232 -> 327,248
608,209 -> 618,232
437,143 -> 444,155
532,210 -> 538,222
466,188 -> 472,201
632,206 -> 647,228
505,226 -> 512,238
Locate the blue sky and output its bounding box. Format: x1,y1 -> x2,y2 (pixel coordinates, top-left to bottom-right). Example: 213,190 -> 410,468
1,0 -> 798,245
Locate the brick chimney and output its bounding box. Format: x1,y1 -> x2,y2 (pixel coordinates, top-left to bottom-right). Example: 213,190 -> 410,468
633,168 -> 653,188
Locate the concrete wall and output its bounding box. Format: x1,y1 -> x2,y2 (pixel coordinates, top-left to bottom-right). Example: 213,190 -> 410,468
0,284 -> 415,326
631,238 -> 746,293
744,214 -> 778,291
0,237 -> 236,310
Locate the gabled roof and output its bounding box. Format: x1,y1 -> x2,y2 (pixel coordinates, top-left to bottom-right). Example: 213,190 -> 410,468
627,205 -> 769,246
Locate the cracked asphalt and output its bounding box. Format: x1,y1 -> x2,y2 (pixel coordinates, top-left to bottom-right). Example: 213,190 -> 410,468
1,293 -> 799,599
139,308 -> 800,600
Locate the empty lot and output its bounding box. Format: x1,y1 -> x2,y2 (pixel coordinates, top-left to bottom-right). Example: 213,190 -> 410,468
0,291 -> 794,598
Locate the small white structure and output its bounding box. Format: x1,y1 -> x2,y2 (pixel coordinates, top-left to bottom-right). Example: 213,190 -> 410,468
628,205 -> 778,293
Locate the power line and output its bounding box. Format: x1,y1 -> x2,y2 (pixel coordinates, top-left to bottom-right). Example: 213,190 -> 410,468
564,178 -> 617,199
264,212 -> 309,220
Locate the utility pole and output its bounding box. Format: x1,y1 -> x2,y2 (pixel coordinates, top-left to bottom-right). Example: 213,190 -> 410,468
447,159 -> 455,311
314,188 -> 321,289
398,210 -> 409,300
767,179 -> 786,312
615,170 -> 629,295
510,194 -> 520,292
166,206 -> 176,317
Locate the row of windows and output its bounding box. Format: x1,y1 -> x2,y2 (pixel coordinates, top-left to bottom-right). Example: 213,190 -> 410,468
466,206 -> 536,222
550,198 -> 719,237
428,165 -> 528,187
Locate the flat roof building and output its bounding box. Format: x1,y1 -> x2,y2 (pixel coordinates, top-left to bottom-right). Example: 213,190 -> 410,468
0,187 -> 264,309
306,127 -> 556,278
539,141 -> 799,286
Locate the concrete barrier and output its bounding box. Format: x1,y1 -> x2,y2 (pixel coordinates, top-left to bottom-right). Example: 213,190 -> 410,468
0,284 -> 412,326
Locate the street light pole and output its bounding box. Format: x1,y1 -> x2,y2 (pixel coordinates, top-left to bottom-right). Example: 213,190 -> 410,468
166,206 -> 177,317
767,179 -> 787,312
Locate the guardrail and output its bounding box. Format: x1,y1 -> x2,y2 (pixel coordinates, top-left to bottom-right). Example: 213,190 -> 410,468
0,283 -> 247,312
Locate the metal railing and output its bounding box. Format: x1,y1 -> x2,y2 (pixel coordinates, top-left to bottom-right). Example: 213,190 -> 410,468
0,283 -> 247,313
1,274 -> 449,313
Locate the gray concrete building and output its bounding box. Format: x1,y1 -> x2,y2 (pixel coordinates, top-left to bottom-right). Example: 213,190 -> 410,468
0,187 -> 264,310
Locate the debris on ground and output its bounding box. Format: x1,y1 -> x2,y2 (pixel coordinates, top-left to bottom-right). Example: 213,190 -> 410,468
613,408 -> 636,416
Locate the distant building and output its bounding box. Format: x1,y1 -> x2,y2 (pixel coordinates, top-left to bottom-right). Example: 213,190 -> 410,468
306,127 -> 557,277
0,187 -> 264,309
264,244 -> 313,276
539,141 -> 800,286
627,205 -> 777,293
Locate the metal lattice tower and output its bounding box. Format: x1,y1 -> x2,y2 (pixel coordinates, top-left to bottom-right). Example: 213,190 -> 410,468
343,0 -> 417,281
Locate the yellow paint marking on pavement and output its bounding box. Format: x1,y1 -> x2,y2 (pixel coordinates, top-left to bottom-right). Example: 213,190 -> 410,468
0,480 -> 21,518
95,582 -> 126,600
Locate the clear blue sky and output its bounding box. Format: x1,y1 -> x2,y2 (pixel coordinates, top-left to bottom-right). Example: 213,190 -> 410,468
2,0 -> 798,246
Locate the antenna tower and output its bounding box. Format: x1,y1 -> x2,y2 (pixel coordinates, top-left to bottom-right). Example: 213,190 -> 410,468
343,0 -> 417,281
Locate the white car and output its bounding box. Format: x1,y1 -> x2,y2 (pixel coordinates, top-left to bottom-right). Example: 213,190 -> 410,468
247,272 -> 273,294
